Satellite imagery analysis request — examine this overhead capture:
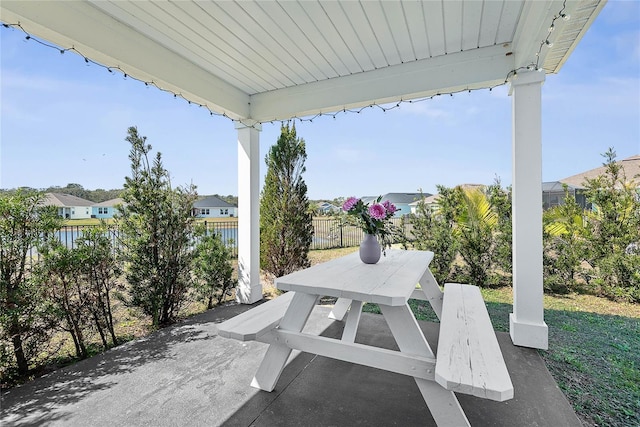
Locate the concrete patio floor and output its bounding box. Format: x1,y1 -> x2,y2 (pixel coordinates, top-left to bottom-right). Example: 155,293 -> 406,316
1,301 -> 581,426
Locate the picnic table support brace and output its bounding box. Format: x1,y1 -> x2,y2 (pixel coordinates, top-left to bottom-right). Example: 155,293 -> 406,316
251,292 -> 318,391
417,269 -> 444,319
341,300 -> 363,342
329,297 -> 352,321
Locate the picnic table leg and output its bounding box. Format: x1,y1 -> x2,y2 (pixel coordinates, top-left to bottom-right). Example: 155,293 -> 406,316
417,269 -> 444,320
329,297 -> 352,321
251,292 -> 318,392
341,300 -> 363,343
379,304 -> 470,427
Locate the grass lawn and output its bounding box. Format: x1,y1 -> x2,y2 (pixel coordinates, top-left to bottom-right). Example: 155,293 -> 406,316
359,273 -> 639,427
312,247 -> 639,426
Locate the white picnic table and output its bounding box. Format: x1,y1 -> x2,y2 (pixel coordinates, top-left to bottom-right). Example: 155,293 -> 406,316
218,249 -> 513,426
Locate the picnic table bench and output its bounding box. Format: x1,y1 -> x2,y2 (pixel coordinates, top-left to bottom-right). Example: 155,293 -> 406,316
217,250 -> 513,426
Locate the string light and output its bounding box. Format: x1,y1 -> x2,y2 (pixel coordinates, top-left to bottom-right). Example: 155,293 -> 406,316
535,0 -> 569,70
2,1 -> 567,128
0,22 -> 248,125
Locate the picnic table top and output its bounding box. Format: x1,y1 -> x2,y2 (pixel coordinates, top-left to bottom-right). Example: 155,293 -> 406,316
275,249 -> 434,306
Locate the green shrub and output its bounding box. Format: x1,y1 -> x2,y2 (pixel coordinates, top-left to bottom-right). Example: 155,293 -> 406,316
592,253 -> 640,302
193,224 -> 234,309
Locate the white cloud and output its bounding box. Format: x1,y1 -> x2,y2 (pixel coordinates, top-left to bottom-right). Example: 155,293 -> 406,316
1,70 -> 74,93
613,29 -> 640,62
0,101 -> 47,123
544,75 -> 640,113
465,106 -> 481,116
398,100 -> 452,120
333,146 -> 368,163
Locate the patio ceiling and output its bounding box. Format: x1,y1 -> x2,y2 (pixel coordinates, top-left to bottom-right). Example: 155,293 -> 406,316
1,0 -> 604,123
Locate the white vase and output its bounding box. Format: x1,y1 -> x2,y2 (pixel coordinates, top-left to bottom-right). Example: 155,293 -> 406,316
359,233 -> 381,264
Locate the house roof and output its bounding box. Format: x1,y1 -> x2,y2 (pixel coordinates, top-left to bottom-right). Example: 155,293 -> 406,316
43,193 -> 93,207
0,1 -> 605,123
382,193 -> 431,205
319,202 -> 339,209
408,184 -> 486,206
542,181 -> 583,192
409,194 -> 441,206
559,155 -> 640,189
194,195 -> 236,208
94,198 -> 125,207
457,183 -> 487,191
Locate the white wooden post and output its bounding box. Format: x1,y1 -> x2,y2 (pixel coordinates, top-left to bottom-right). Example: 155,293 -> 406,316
236,121 -> 263,304
508,71 -> 548,350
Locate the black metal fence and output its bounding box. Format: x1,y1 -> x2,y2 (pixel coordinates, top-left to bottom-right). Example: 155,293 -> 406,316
311,217 -> 408,249
26,218 -> 410,265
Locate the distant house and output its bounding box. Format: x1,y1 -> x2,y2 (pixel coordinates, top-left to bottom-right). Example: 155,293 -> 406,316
409,194 -> 440,215
364,193 -> 430,217
317,202 -> 340,215
381,193 -> 424,216
408,184 -> 484,215
193,195 -> 237,218
559,154 -> 640,189
92,198 -> 124,219
43,193 -> 94,219
541,182 -> 588,210
543,154 -> 640,210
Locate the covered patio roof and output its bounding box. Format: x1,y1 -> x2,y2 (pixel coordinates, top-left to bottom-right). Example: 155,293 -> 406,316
0,0 -> 607,350
1,0 -> 603,122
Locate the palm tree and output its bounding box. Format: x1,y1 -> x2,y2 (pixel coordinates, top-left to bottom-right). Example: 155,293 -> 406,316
542,193 -> 588,293
455,187 -> 498,286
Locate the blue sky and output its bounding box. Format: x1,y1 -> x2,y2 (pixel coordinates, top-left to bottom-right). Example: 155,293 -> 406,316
1,1 -> 638,201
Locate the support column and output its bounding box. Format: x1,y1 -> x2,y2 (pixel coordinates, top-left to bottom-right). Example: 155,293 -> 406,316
508,71 -> 548,349
236,121 -> 263,304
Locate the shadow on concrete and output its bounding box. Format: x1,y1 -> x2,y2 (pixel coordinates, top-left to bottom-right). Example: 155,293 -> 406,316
1,319 -> 214,425
0,302 -> 257,426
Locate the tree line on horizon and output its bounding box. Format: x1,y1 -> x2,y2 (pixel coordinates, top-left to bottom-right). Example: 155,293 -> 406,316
0,183 -> 239,206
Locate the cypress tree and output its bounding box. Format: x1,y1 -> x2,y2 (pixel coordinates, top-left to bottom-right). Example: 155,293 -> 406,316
260,124 -> 314,278
115,127 -> 198,326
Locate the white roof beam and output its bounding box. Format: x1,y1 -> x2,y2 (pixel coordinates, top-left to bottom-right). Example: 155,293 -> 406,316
1,1 -> 251,119
249,44 -> 514,122
512,0 -> 558,70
